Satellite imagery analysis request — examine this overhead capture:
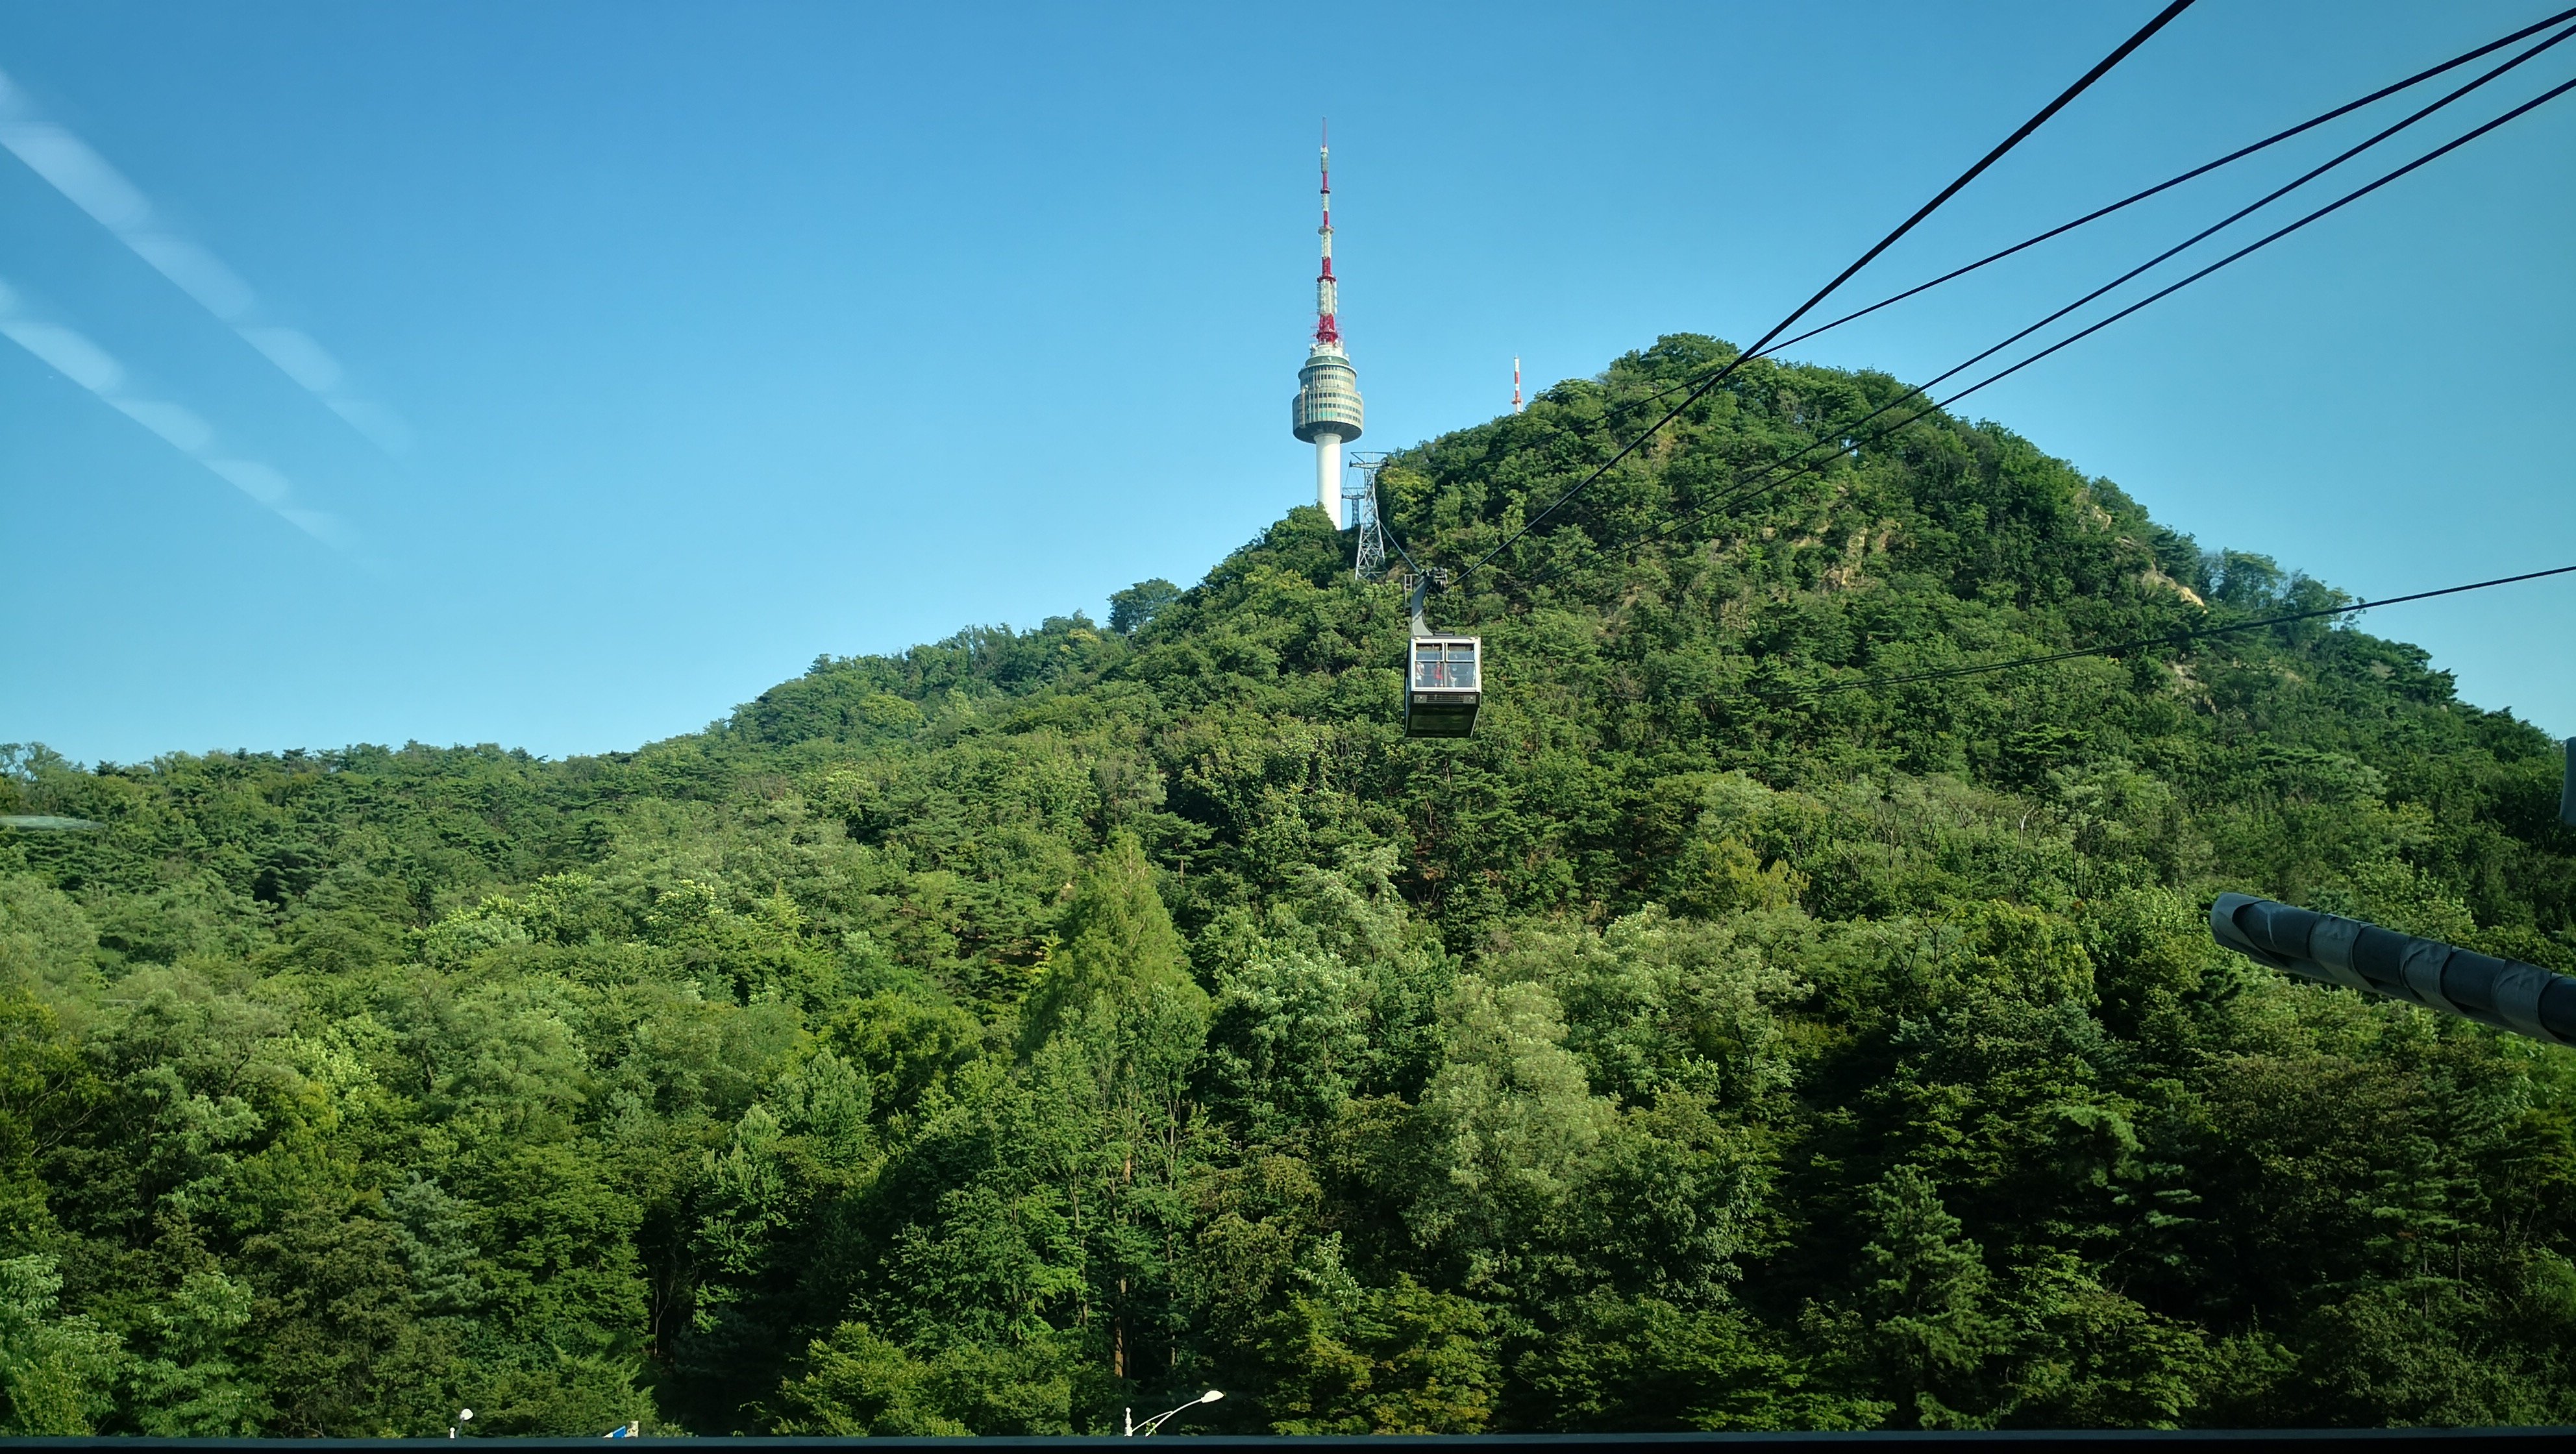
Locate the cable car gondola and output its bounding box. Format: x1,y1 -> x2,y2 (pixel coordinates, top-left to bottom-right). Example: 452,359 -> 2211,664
1401,574 -> 1481,739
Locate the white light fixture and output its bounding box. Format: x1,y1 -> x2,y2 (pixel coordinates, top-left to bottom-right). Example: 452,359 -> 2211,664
1128,1391 -> 1224,1436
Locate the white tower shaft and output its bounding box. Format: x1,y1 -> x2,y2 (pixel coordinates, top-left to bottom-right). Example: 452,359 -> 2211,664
1317,432 -> 1343,526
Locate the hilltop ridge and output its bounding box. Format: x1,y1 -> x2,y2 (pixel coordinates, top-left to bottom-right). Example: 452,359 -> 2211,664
1,334 -> 2572,1434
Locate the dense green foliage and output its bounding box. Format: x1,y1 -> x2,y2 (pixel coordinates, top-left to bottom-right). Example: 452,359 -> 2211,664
3,334 -> 2573,1434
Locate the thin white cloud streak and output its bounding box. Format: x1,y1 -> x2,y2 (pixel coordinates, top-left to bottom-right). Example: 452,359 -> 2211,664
0,318 -> 122,392
0,68 -> 410,454
0,276 -> 351,549
111,397 -> 213,452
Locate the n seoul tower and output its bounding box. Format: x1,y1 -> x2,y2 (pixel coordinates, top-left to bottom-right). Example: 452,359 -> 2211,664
1291,128 -> 1362,528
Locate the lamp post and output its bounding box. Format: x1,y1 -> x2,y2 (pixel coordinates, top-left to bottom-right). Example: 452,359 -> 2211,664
449,1410 -> 473,1440
1123,1390 -> 1222,1436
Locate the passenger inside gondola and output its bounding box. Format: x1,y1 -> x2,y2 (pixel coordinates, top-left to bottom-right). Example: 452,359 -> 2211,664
1412,640 -> 1478,691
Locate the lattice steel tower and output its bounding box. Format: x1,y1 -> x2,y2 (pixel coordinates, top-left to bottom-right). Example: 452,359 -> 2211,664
1291,126 -> 1363,528
1346,451 -> 1391,581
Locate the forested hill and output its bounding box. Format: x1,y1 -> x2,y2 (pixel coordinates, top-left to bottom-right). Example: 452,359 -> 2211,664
4,334 -> 2575,1436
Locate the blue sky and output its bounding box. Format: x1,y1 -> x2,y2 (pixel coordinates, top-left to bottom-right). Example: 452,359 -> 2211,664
3,0 -> 2570,763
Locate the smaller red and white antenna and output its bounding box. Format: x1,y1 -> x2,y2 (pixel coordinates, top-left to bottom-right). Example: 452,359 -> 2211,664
1314,120 -> 1339,346
1513,356 -> 1522,414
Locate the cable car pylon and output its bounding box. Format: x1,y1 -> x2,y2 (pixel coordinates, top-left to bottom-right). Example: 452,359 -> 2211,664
1347,451 -> 1391,582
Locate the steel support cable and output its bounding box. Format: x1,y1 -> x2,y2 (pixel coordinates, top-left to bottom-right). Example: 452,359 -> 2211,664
1440,0 -> 2198,595
1378,497 -> 1424,576
1764,3 -> 2576,356
1728,565 -> 2576,706
1455,13 -> 2573,593
1396,7 -> 2562,571
1385,529 -> 1422,575
1598,65 -> 2576,578
1610,28 -> 2576,564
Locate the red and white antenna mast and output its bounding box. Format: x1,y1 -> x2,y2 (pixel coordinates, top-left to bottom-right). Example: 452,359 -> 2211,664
1513,356 -> 1522,414
1315,123 -> 1339,345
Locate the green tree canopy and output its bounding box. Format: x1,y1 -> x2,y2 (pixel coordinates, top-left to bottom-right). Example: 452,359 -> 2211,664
1,335 -> 2570,1432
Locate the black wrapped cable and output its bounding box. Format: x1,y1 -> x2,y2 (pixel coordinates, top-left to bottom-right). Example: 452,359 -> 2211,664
2561,737 -> 2573,827
2210,893 -> 2576,1046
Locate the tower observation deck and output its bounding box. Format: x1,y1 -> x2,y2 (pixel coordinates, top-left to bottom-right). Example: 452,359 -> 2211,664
1292,131 -> 1362,528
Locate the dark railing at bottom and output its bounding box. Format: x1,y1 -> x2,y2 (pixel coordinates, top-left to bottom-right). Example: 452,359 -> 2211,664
0,1431 -> 2571,1451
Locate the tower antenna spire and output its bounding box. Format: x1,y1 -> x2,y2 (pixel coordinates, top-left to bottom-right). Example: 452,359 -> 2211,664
1291,120 -> 1363,528
1513,356 -> 1522,414
1315,121 -> 1337,345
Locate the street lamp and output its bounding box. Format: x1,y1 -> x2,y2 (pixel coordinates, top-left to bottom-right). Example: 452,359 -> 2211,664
449,1410 -> 473,1440
1124,1390 -> 1222,1436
